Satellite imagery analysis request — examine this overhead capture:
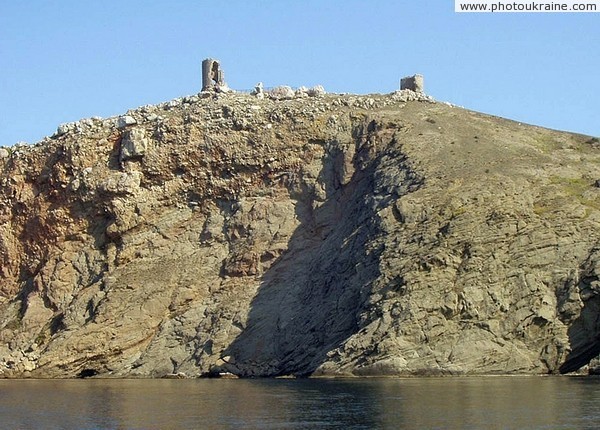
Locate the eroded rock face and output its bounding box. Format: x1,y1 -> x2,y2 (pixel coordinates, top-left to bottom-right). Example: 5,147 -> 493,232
1,91 -> 599,378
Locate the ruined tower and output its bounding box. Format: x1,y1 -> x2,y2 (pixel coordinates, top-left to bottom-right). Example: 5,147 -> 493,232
202,58 -> 225,92
400,74 -> 424,92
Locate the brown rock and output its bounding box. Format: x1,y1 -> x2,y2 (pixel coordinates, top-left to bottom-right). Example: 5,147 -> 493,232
1,92 -> 599,378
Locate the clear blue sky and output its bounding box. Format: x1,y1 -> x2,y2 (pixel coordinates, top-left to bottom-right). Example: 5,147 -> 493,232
1,0 -> 598,145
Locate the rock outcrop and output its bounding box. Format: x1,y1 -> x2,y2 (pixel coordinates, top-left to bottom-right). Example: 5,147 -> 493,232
1,90 -> 599,378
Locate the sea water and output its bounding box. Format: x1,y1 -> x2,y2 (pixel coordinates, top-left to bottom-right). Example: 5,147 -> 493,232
1,376 -> 600,429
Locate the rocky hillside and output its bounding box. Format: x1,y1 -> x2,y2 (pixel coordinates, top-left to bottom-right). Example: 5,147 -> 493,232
1,89 -> 599,378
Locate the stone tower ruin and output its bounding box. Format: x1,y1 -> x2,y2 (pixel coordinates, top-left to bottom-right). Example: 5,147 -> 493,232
202,58 -> 226,91
400,74 -> 424,92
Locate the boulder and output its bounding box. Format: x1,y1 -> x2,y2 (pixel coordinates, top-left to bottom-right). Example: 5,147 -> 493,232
117,115 -> 137,129
308,85 -> 326,97
268,86 -> 295,100
120,128 -> 148,162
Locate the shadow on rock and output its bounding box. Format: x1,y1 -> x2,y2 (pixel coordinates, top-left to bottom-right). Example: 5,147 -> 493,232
217,122 -> 420,377
559,248 -> 600,374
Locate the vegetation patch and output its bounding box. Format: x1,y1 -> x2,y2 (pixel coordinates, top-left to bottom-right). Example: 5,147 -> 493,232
531,135 -> 562,153
550,176 -> 590,193
534,177 -> 600,216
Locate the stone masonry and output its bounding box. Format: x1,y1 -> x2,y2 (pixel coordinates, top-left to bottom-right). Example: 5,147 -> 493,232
202,58 -> 226,92
401,74 -> 424,92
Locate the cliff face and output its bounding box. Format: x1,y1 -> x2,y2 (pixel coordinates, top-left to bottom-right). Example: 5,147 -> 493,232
1,91 -> 599,378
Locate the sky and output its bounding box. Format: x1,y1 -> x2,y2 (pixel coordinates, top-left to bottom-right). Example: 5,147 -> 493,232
0,0 -> 598,146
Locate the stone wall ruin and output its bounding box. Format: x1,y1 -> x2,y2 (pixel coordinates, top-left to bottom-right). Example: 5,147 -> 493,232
202,58 -> 226,91
401,74 -> 424,92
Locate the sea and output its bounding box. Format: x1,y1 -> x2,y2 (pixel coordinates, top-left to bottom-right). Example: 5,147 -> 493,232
1,376 -> 600,429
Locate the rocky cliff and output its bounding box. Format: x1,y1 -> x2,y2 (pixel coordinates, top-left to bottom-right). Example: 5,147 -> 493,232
1,90 -> 599,378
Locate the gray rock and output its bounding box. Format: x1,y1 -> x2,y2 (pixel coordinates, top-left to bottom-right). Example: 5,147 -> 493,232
268,86 -> 295,100
252,82 -> 265,99
308,85 -> 326,97
80,118 -> 94,128
120,128 -> 148,162
117,115 -> 137,129
55,123 -> 74,136
295,86 -> 309,98
391,89 -> 434,103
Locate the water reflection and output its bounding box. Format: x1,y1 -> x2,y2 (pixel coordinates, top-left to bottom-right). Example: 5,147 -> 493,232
1,377 -> 600,429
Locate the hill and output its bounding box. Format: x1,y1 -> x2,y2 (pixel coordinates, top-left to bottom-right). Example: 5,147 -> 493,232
1,90 -> 599,377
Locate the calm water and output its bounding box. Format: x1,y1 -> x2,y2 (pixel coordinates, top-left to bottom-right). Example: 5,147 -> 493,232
1,376 -> 600,429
